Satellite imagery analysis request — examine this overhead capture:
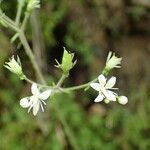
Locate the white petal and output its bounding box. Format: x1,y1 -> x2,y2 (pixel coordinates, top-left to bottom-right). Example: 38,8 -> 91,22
94,93 -> 104,102
30,96 -> 39,115
31,83 -> 39,95
105,76 -> 116,89
33,101 -> 40,116
20,98 -> 31,108
98,74 -> 106,87
118,96 -> 128,105
106,51 -> 112,62
102,89 -> 116,101
40,102 -> 44,112
39,90 -> 51,100
90,83 -> 101,91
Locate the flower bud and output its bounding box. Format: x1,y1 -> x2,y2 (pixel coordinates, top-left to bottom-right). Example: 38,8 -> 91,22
27,0 -> 40,12
4,56 -> 25,79
56,47 -> 76,76
118,96 -> 128,105
105,51 -> 122,72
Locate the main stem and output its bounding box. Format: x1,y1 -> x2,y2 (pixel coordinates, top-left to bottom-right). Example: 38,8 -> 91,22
19,32 -> 46,84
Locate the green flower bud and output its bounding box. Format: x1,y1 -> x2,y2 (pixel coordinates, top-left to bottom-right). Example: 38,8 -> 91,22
55,47 -> 76,76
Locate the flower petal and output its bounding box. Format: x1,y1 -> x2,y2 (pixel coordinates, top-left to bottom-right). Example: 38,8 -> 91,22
33,100 -> 40,116
40,101 -> 44,112
106,51 -> 112,62
31,83 -> 39,95
39,90 -> 51,100
102,89 -> 116,101
105,76 -> 116,89
94,93 -> 104,102
98,74 -> 106,87
20,97 -> 31,108
30,96 -> 39,115
90,83 -> 101,91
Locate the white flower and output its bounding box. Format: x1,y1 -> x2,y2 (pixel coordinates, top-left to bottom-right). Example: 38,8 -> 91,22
118,96 -> 128,105
105,51 -> 122,70
20,83 -> 51,116
4,56 -> 23,76
90,74 -> 118,103
27,0 -> 40,12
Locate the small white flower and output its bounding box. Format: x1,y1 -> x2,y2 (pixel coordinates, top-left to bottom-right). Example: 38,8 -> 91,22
4,56 -> 23,76
27,0 -> 40,12
90,74 -> 118,103
105,51 -> 122,70
20,83 -> 51,116
118,96 -> 128,105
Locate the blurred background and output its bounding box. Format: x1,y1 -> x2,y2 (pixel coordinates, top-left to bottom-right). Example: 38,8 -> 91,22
0,0 -> 150,150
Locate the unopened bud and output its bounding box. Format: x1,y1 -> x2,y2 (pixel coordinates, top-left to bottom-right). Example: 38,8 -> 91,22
118,96 -> 128,105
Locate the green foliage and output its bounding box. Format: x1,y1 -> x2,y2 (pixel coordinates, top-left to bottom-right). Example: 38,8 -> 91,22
128,6 -> 147,21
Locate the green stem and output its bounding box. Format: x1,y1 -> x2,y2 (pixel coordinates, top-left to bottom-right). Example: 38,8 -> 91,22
0,12 -> 19,32
21,12 -> 30,31
19,32 -> 46,84
15,2 -> 23,26
61,78 -> 97,92
59,69 -> 108,92
24,76 -> 53,89
56,74 -> 67,87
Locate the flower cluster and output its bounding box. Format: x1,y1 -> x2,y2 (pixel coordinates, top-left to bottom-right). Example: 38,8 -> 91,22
90,74 -> 128,105
20,83 -> 51,116
4,50 -> 128,116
